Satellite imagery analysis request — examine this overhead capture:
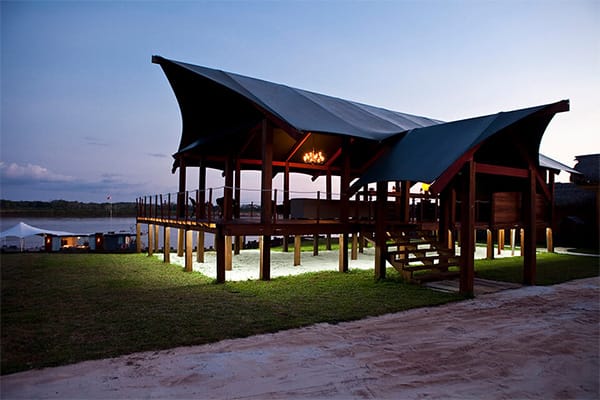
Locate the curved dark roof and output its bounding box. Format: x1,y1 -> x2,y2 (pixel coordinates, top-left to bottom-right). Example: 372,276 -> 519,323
352,100 -> 570,191
152,56 -> 442,153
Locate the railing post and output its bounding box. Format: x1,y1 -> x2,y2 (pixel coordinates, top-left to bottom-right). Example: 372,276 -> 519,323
160,194 -> 164,220
316,191 -> 321,223
167,193 -> 171,221
208,188 -> 213,222
273,189 -> 278,223
185,190 -> 190,221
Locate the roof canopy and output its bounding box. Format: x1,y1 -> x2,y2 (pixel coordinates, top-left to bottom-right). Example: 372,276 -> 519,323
153,56 -> 442,175
153,56 -> 569,187
352,100 -> 569,192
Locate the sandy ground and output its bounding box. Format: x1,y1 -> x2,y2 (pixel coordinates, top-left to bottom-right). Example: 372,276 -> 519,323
161,245 -> 524,282
2,276 -> 598,399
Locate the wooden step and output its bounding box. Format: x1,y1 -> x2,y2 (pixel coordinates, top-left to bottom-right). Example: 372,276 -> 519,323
399,261 -> 460,273
388,255 -> 460,265
413,271 -> 461,283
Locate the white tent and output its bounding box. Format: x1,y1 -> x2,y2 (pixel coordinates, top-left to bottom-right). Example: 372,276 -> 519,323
0,222 -> 78,251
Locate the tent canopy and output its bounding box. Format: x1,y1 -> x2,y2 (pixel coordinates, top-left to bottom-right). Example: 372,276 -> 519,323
0,222 -> 79,239
351,100 -> 569,192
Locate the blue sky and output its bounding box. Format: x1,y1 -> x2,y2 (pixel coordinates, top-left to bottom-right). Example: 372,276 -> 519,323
1,0 -> 598,202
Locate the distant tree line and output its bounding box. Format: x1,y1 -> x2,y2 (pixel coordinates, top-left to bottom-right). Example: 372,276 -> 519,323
0,200 -> 137,218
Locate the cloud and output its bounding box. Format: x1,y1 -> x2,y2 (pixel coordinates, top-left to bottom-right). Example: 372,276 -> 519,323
147,153 -> 169,159
0,161 -> 150,201
84,136 -> 109,147
0,161 -> 75,183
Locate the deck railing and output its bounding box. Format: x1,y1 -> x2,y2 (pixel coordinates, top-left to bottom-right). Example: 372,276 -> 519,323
136,187 -> 441,225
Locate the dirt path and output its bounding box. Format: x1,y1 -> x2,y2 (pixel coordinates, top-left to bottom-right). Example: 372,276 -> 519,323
2,277 -> 598,399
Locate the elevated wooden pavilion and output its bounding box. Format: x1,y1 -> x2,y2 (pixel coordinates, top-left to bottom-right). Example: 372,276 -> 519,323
137,56 -> 569,295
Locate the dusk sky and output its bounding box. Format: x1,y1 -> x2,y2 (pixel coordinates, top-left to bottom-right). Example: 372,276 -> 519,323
1,0 -> 598,203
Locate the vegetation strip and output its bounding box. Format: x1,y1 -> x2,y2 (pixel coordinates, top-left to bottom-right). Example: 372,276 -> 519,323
2,252 -> 597,375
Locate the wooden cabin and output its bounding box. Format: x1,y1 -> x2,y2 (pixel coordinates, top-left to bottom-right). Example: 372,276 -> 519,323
137,56 -> 570,295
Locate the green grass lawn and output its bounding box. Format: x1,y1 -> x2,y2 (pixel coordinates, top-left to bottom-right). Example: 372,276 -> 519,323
475,252 -> 599,285
2,251 -> 597,375
1,253 -> 460,375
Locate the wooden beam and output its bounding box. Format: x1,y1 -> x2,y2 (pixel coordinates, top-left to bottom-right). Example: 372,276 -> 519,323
136,223 -> 142,253
177,228 -> 184,257
185,230 -> 193,272
163,226 -> 170,264
285,132 -> 312,162
147,223 -> 154,256
324,146 -> 343,168
338,234 -> 349,273
459,160 -> 475,295
374,180 -> 387,280
198,159 -> 207,219
475,162 -> 529,178
215,225 -> 225,283
196,231 -> 204,263
261,120 -> 273,224
225,236 -> 232,271
260,235 -> 271,280
523,167 -> 537,285
294,235 -> 301,266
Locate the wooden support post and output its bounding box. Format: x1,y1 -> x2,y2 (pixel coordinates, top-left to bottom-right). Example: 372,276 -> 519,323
199,159 -> 206,219
338,234 -> 349,273
234,159 -> 241,255
326,170 -> 333,250
294,235 -> 301,266
147,224 -> 154,256
313,234 -> 319,256
196,231 -> 204,263
283,163 -> 290,252
523,168 -> 537,285
498,229 -> 505,254
546,227 -> 554,253
261,120 -> 273,224
359,233 -> 365,253
154,224 -> 159,252
351,233 -> 358,260
486,229 -> 493,259
401,180 -> 411,223
374,181 -> 387,280
177,228 -> 184,257
260,235 -> 271,280
215,225 -> 225,283
185,230 -> 193,272
520,228 -> 524,257
136,223 -> 141,253
340,137 -> 351,223
511,228 -> 516,256
224,155 -> 234,221
163,226 -> 170,263
459,160 -> 475,296
225,236 -> 232,271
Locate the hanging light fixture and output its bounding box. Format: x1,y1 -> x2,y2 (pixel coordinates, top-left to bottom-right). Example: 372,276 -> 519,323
303,134 -> 326,165
303,149 -> 325,164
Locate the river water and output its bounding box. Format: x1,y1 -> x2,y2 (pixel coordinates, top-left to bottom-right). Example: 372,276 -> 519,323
0,217 -> 217,251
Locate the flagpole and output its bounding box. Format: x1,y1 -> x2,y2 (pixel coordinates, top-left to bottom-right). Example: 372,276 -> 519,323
107,194 -> 113,231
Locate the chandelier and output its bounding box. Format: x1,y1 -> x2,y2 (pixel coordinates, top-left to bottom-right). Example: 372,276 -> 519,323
303,149 -> 325,164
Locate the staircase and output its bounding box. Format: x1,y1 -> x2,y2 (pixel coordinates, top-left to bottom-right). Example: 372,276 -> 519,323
385,229 -> 460,283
